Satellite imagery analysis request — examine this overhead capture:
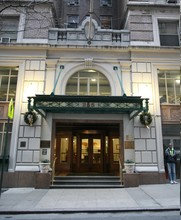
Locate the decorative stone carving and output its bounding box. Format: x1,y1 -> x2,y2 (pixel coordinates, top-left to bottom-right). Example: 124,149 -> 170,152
84,58 -> 93,67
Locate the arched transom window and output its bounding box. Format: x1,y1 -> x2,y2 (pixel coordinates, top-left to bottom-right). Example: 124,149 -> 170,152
66,69 -> 111,96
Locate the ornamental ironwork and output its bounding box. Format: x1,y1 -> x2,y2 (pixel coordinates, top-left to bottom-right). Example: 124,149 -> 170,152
27,94 -> 149,120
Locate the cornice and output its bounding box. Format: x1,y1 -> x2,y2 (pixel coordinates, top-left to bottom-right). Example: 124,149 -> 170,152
0,43 -> 179,53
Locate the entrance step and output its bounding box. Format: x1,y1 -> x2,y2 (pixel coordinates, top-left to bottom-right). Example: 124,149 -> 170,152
50,176 -> 123,189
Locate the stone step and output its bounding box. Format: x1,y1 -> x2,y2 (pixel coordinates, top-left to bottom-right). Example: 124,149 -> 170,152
50,175 -> 123,189
50,184 -> 123,189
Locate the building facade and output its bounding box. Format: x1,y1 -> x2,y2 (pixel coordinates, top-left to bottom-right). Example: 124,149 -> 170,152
0,0 -> 180,188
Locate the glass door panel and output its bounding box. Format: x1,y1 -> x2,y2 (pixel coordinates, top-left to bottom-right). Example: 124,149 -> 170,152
81,138 -> 89,164
73,136 -> 77,163
93,139 -> 101,164
112,138 -> 119,163
79,135 -> 103,173
55,135 -> 71,175
60,138 -> 69,162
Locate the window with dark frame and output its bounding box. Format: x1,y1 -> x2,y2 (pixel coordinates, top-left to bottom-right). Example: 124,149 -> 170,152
67,15 -> 79,28
67,0 -> 79,6
158,20 -> 179,46
0,16 -> 19,43
0,67 -> 18,102
100,0 -> 112,7
100,16 -> 112,29
0,67 -> 17,156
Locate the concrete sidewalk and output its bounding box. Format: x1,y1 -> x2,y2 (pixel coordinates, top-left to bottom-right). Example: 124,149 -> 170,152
0,183 -> 180,213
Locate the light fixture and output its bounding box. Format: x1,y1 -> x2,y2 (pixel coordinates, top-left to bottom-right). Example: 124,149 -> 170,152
87,69 -> 96,72
175,79 -> 180,84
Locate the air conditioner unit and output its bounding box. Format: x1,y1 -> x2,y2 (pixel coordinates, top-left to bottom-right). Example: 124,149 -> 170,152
102,1 -> 111,7
0,37 -> 10,43
167,0 -> 177,3
102,3 -> 109,6
68,0 -> 78,5
67,22 -> 78,28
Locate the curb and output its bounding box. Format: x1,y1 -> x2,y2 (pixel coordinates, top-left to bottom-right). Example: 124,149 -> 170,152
0,207 -> 179,215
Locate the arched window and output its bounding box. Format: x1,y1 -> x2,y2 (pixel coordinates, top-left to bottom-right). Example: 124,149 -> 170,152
66,69 -> 111,96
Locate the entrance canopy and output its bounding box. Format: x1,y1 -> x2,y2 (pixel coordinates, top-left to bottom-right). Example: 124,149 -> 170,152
27,94 -> 149,120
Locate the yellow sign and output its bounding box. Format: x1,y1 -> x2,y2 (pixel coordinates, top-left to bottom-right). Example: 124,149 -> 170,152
8,98 -> 14,120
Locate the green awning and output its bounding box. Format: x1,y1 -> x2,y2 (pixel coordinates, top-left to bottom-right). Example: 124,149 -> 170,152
27,94 -> 149,120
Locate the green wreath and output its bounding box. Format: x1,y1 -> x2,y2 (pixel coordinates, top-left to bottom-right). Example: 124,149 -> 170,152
24,111 -> 37,126
140,112 -> 152,127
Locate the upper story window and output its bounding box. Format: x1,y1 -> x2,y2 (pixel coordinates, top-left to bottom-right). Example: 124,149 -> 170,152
100,0 -> 112,7
167,0 -> 177,3
67,15 -> 79,28
0,16 -> 19,43
0,67 -> 18,101
66,70 -> 111,96
158,70 -> 180,105
67,0 -> 79,6
100,16 -> 112,29
158,20 -> 179,46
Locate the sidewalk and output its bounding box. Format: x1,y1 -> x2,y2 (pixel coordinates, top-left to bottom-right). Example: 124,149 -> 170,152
0,183 -> 180,213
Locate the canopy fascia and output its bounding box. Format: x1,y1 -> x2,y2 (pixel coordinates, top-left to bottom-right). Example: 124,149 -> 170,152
27,94 -> 149,120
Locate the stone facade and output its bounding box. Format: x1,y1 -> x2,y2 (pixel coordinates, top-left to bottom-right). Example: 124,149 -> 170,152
16,59 -> 46,171
0,0 -> 180,187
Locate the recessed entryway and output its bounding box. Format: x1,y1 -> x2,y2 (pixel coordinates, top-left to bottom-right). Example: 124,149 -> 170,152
53,121 -> 123,176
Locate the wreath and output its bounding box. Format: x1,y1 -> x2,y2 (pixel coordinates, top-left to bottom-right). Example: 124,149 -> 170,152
140,112 -> 152,127
24,111 -> 37,126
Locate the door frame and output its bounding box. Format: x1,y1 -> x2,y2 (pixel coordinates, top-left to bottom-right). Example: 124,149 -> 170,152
52,120 -> 123,175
